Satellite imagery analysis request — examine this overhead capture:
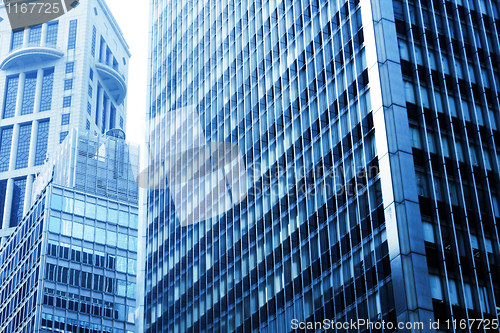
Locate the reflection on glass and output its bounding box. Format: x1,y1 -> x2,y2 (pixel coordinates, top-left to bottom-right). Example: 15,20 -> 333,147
95,227 -> 106,244
73,222 -> 83,239
49,216 -> 61,233
74,200 -> 85,216
107,230 -> 117,247
85,202 -> 96,219
84,225 -> 95,242
117,233 -> 128,249
62,196 -> 73,213
97,205 -> 106,221
51,194 -> 62,211
119,210 -> 128,227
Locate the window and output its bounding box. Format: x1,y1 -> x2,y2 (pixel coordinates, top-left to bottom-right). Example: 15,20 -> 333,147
117,233 -> 128,249
61,114 -> 70,125
86,120 -> 91,130
15,124 -> 32,169
67,20 -> 78,50
90,68 -> 94,81
120,116 -> 124,129
46,22 -> 59,46
110,106 -> 116,129
22,72 -> 37,115
3,76 -> 20,119
63,96 -> 72,108
102,94 -> 108,133
29,25 -> 42,46
0,127 -> 14,172
429,275 -> 443,300
10,30 -> 24,51
87,102 -> 92,115
66,62 -> 74,74
64,79 -> 73,90
38,69 -> 54,112
91,26 -> 97,57
88,85 -> 93,97
10,178 -> 27,227
35,120 -> 50,166
60,131 -> 69,143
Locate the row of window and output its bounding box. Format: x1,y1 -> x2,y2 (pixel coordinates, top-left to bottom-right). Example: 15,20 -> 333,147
45,263 -> 136,299
49,216 -> 138,252
47,239 -> 137,275
43,288 -> 135,323
41,313 -> 133,333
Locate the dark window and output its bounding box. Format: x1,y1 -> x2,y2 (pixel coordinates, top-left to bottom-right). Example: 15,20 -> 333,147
60,131 -> 69,143
61,113 -> 70,125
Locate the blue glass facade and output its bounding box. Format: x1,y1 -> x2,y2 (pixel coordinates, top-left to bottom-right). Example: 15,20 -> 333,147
144,0 -> 500,331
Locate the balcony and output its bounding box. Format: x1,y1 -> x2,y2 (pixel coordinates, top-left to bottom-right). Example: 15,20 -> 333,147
95,61 -> 127,105
0,43 -> 64,70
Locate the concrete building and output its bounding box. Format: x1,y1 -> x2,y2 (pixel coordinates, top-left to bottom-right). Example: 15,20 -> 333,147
142,0 -> 500,332
0,128 -> 139,333
0,0 -> 131,236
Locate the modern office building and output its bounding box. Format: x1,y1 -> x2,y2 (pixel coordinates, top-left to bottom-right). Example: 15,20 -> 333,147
142,0 -> 500,332
0,0 -> 131,236
0,129 -> 140,333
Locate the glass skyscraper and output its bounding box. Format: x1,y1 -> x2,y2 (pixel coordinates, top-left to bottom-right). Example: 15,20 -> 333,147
0,129 -> 140,333
0,0 -> 131,234
142,0 -> 500,332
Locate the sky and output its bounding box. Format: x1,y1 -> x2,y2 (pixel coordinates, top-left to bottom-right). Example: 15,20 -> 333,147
105,0 -> 149,146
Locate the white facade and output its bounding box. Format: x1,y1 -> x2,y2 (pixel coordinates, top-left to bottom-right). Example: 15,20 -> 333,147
0,0 -> 130,236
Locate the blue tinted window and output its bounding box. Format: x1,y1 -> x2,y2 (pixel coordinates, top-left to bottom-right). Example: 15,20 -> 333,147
61,113 -> 70,125
15,124 -> 32,169
3,76 -> 19,119
110,105 -> 116,129
35,120 -> 50,166
120,116 -> 124,129
60,131 -> 69,143
0,127 -> 13,172
67,20 -> 78,50
0,180 -> 7,223
65,62 -> 74,73
21,72 -> 37,115
87,102 -> 92,115
91,26 -> 97,56
28,25 -> 42,46
40,69 -> 54,112
86,120 -> 90,130
90,68 -> 94,81
95,85 -> 101,125
10,178 -> 26,227
88,85 -> 93,97
63,96 -> 72,108
46,22 -> 59,46
102,94 -> 108,133
51,194 -> 62,210
10,30 -> 24,51
64,79 -> 73,90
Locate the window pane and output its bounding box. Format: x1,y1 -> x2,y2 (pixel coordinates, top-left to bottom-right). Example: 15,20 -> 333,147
118,210 -> 128,227
117,256 -> 127,273
127,282 -> 136,299
73,222 -> 83,239
95,228 -> 105,244
61,219 -> 72,237
85,202 -> 96,219
107,230 -> 117,247
97,205 -> 106,221
117,280 -> 126,297
117,233 -> 128,249
128,236 -> 137,252
74,200 -> 85,216
51,194 -> 62,211
49,216 -> 61,233
62,196 -> 73,213
128,259 -> 137,275
130,213 -> 138,229
84,225 -> 95,242
109,208 -> 118,224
